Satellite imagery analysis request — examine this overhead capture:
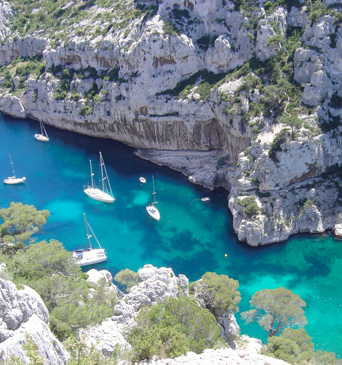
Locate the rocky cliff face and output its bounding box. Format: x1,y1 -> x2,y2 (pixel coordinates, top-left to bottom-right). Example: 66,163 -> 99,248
0,276 -> 69,364
0,0 -> 341,245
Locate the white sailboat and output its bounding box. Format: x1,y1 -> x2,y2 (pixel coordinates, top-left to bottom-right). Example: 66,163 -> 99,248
73,213 -> 107,266
34,121 -> 49,142
3,155 -> 26,185
146,175 -> 160,221
84,151 -> 115,203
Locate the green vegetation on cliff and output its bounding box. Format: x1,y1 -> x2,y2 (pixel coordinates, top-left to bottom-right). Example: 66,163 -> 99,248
128,296 -> 223,361
0,203 -> 116,341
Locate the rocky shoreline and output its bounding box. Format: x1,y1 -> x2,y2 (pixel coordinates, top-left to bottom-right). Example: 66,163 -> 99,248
0,0 -> 342,246
0,263 -> 289,364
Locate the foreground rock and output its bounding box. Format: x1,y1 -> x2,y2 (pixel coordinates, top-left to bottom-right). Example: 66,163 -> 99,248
0,277 -> 69,364
79,265 -> 190,357
79,265 -> 241,359
140,346 -> 289,365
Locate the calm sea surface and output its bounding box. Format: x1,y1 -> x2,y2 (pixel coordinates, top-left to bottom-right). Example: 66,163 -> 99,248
1,112 -> 341,357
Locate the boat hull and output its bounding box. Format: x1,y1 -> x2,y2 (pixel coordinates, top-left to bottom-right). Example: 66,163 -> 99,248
146,204 -> 160,221
3,176 -> 26,185
73,248 -> 107,266
139,177 -> 146,183
34,134 -> 49,142
84,187 -> 115,203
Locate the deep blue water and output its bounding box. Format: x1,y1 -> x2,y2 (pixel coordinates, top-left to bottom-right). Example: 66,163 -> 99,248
1,112 -> 341,357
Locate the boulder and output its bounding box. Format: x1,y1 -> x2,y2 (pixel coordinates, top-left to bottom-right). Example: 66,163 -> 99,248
0,278 -> 69,364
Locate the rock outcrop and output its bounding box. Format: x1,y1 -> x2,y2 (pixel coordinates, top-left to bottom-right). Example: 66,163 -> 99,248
79,264 -> 242,360
0,277 -> 69,364
79,265 -> 190,357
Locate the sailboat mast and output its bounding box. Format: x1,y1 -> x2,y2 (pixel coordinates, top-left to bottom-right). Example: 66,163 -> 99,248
83,213 -> 93,249
89,160 -> 94,188
9,154 -> 15,176
100,152 -> 105,193
41,121 -> 48,138
100,152 -> 113,197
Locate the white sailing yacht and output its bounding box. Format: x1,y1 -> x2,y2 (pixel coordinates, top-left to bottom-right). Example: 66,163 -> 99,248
3,155 -> 26,185
73,213 -> 107,266
34,121 -> 49,142
146,175 -> 160,221
84,151 -> 115,203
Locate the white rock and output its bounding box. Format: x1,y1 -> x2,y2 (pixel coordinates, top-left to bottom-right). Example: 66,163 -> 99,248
0,278 -> 69,364
141,346 -> 289,364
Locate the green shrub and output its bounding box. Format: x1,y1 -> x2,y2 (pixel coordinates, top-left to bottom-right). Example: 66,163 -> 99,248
114,268 -> 138,293
190,272 -> 241,315
128,296 -> 222,361
237,196 -> 260,217
265,328 -> 315,364
79,105 -> 93,116
162,21 -> 179,36
9,239 -> 116,340
268,128 -> 289,162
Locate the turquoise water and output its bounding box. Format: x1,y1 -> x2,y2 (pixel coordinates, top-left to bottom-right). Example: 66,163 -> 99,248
1,112 -> 341,357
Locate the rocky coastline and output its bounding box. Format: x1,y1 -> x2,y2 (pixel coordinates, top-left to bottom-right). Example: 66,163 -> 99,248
0,264 -> 289,364
0,0 -> 341,245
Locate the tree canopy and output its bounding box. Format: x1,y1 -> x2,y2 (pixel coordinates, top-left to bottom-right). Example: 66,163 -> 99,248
190,272 -> 241,315
241,287 -> 307,337
0,202 -> 50,243
8,240 -> 116,340
265,328 -> 314,364
265,328 -> 342,365
128,296 -> 222,361
114,268 -> 138,293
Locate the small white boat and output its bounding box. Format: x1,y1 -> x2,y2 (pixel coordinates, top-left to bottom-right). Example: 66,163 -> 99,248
139,176 -> 146,183
73,213 -> 107,267
3,155 -> 26,185
84,151 -> 115,203
34,121 -> 49,142
201,197 -> 210,202
146,175 -> 160,221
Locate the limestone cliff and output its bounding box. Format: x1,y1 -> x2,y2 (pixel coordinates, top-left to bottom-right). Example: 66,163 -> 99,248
0,0 -> 342,245
0,276 -> 69,364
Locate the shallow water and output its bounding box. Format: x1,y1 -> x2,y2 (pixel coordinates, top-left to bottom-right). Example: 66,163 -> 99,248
0,112 -> 341,356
